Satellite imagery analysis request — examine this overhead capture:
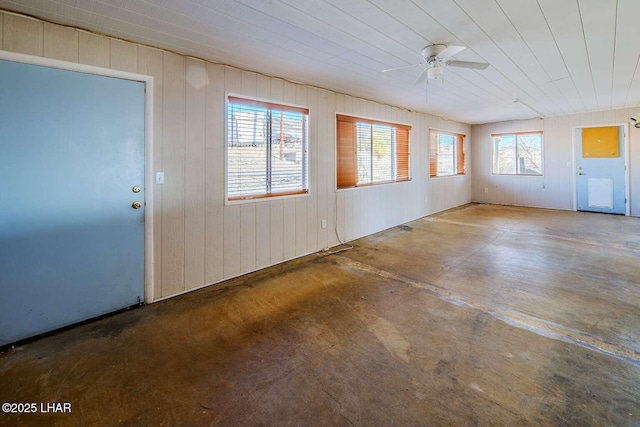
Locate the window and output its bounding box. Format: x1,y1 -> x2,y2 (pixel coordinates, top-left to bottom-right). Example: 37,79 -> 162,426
429,130 -> 465,177
336,114 -> 410,189
226,96 -> 309,201
491,132 -> 543,175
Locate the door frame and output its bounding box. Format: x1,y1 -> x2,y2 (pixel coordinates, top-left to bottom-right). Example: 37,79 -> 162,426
0,49 -> 155,303
571,122 -> 630,216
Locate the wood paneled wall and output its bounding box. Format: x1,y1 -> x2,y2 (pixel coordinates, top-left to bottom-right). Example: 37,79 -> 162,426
471,111 -> 640,216
1,11 -> 472,301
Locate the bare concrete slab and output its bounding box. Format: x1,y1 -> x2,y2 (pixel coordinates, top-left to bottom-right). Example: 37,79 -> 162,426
1,204 -> 639,426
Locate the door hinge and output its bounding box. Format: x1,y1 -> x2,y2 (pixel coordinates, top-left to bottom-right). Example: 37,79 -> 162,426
625,198 -> 627,204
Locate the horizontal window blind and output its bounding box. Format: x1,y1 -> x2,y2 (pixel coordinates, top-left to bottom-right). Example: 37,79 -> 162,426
429,130 -> 465,177
336,114 -> 410,189
227,97 -> 309,200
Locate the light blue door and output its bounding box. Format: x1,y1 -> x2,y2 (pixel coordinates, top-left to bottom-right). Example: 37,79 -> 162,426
0,59 -> 145,345
575,127 -> 626,214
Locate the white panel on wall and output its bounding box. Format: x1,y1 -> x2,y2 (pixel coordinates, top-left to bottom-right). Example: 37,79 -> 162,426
160,52 -> 186,297
255,201 -> 271,270
283,198 -> 296,261
78,31 -> 109,68
324,90 -> 338,248
184,57 -> 206,291
270,200 -> 285,264
110,39 -> 137,73
3,14 -> 42,55
44,22 -> 77,62
137,46 -> 164,297
240,203 -> 256,273
306,86 -> 319,253
204,63 -> 225,285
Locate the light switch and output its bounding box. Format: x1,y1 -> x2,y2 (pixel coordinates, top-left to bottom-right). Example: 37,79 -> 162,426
156,172 -> 164,185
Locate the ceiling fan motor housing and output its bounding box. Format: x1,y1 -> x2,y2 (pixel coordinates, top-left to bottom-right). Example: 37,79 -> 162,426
421,44 -> 447,62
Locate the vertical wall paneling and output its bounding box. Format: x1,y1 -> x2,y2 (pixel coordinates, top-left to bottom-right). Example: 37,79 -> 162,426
160,52 -> 186,297
222,67 -> 242,278
0,11 -> 479,304
317,89 -> 330,250
325,90 -> 338,247
256,74 -> 271,99
283,198 -> 296,260
3,14 -> 43,55
283,81 -> 297,105
137,46 -> 164,297
204,63 -> 225,284
295,84 -> 309,256
223,204 -> 241,278
270,78 -> 285,102
78,31 -> 109,68
306,86 -> 319,253
255,202 -> 271,270
344,189 -> 354,241
43,23 -> 77,62
270,200 -> 285,264
240,203 -> 257,273
184,58 -> 206,290
295,198 -> 308,256
110,39 -> 137,73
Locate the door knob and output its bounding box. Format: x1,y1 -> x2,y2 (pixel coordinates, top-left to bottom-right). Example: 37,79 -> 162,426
132,201 -> 142,209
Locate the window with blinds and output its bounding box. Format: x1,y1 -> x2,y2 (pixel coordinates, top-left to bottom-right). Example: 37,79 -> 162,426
227,96 -> 309,201
336,114 -> 410,189
429,130 -> 465,177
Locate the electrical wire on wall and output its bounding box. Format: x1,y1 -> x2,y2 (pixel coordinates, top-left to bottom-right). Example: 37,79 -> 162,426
322,191 -> 353,255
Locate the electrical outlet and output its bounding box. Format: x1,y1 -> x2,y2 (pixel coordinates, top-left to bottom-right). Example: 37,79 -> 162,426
484,187 -> 488,193
321,219 -> 327,229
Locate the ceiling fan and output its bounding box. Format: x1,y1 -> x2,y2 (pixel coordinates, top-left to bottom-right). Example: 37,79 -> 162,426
382,44 -> 489,84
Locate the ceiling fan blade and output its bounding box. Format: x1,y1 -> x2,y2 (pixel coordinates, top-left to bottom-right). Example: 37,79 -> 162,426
382,63 -> 421,73
414,68 -> 430,85
437,45 -> 465,59
446,60 -> 490,70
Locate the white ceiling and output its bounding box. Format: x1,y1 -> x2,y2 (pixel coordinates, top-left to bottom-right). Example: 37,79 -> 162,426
2,0 -> 639,124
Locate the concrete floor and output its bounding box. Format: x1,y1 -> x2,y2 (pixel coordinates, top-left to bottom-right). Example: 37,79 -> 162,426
2,204 -> 640,426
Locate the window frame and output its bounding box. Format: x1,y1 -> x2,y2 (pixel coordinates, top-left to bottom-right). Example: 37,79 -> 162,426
335,113 -> 411,190
225,93 -> 310,204
429,129 -> 466,178
490,131 -> 544,176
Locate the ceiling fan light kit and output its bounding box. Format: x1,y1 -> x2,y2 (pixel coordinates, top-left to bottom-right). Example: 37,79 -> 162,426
427,65 -> 444,80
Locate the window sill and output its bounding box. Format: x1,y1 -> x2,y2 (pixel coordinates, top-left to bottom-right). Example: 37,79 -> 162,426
225,190 -> 309,206
490,173 -> 543,177
336,179 -> 411,192
429,173 -> 466,179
